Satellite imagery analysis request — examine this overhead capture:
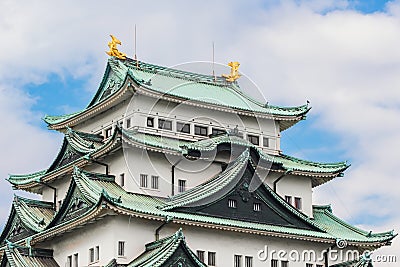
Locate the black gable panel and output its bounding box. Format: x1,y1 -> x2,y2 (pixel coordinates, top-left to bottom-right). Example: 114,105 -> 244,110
175,164 -> 319,231
162,243 -> 203,267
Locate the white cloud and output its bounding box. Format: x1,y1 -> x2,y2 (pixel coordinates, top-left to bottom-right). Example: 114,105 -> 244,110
0,0 -> 399,265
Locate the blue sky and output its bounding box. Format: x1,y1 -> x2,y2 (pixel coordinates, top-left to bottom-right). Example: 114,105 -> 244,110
0,0 -> 399,265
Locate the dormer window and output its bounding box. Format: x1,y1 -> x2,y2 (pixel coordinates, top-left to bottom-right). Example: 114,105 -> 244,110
158,119 -> 172,130
247,135 -> 259,145
253,203 -> 261,212
228,199 -> 237,208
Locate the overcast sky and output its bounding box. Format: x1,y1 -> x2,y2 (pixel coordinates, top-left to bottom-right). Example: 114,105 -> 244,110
0,0 -> 399,265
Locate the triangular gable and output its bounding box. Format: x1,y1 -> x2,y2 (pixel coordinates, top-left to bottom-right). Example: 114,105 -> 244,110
46,129 -> 102,174
47,167 -> 116,228
163,149 -> 319,231
128,229 -> 206,267
0,197 -> 54,246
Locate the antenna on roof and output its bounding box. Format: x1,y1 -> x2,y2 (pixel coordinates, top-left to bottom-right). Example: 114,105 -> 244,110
212,42 -> 216,82
134,24 -> 139,68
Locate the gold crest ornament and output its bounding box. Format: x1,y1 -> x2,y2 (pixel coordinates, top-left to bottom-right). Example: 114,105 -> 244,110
222,61 -> 241,82
106,35 -> 127,60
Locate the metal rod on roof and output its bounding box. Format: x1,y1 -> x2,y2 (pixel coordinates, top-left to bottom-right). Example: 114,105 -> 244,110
212,42 -> 216,82
134,24 -> 139,69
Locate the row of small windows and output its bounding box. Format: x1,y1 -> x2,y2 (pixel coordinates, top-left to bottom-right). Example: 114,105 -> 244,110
196,250 -> 216,266
234,255 -> 253,267
140,174 -> 159,190
285,195 -> 302,211
228,199 -> 262,212
105,117 -> 271,148
139,174 -> 186,192
146,117 -> 270,147
68,242 -> 125,266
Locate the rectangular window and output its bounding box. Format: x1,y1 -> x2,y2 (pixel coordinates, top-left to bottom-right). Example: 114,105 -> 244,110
73,253 -> 78,267
271,259 -> 278,267
208,251 -> 216,266
89,248 -> 94,263
118,241 -> 125,256
194,125 -> 208,136
228,199 -> 237,208
105,127 -> 112,138
126,118 -> 131,128
158,119 -> 172,130
178,179 -> 186,193
234,255 -> 242,267
253,203 -> 261,212
306,264 -> 313,267
140,174 -> 148,188
120,173 -> 125,187
245,256 -> 253,267
67,256 -> 72,267
95,246 -> 99,261
212,128 -> 226,136
281,260 -> 289,267
285,195 -> 292,205
196,250 -> 205,262
177,122 -> 190,134
247,134 -> 259,145
294,197 -> 302,210
147,117 -> 154,127
263,137 -> 269,147
151,175 -> 159,189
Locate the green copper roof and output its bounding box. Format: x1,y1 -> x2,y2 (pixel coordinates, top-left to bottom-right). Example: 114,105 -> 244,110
121,128 -> 189,154
12,196 -> 54,233
312,205 -> 395,243
2,241 -> 59,267
7,128 -> 117,191
43,57 -> 310,129
7,129 -> 348,191
183,133 -> 349,177
330,253 -> 373,267
120,58 -> 310,117
0,196 -> 54,245
7,170 -> 46,186
43,110 -> 83,126
161,150 -> 249,210
67,167 -> 394,245
127,229 -> 206,267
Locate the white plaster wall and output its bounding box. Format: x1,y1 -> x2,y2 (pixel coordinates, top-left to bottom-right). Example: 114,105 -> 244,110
74,100 -> 129,134
41,174 -> 72,210
84,148 -> 222,198
43,214 -> 342,267
273,174 -> 313,218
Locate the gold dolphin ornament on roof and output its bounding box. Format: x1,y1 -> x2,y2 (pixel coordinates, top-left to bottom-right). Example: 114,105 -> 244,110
106,34 -> 127,60
222,61 -> 241,82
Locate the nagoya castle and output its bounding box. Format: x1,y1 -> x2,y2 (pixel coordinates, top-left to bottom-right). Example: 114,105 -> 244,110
0,36 -> 395,267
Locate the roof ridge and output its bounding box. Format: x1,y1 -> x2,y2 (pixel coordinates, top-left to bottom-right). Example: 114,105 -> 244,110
161,149 -> 250,210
